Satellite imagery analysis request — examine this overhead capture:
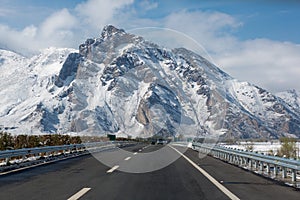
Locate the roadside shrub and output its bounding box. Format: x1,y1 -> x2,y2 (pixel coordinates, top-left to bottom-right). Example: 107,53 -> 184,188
278,137 -> 297,159
0,131 -> 82,150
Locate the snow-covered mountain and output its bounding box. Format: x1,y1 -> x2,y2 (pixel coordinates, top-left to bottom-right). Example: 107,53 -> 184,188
0,47 -> 77,133
0,25 -> 299,139
276,90 -> 300,112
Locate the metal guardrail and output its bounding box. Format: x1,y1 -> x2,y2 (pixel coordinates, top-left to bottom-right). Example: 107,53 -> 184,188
0,141 -> 134,164
192,142 -> 300,185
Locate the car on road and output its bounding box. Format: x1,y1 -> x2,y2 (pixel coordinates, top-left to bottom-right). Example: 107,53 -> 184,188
157,139 -> 165,145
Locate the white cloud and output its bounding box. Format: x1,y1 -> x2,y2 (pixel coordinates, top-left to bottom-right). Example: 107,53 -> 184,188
215,39 -> 300,92
39,9 -> 77,39
37,8 -> 79,49
0,8 -> 79,55
75,0 -> 134,29
0,24 -> 37,55
21,25 -> 37,38
163,10 -> 241,54
155,10 -> 300,92
139,0 -> 158,11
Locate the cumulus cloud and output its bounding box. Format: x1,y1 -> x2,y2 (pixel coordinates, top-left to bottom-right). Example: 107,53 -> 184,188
157,10 -> 300,92
215,39 -> 300,92
0,9 -> 78,55
75,0 -> 133,30
0,24 -> 37,55
163,10 -> 241,54
39,9 -> 77,39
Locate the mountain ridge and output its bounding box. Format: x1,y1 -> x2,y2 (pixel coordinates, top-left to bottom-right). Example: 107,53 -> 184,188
0,25 -> 299,139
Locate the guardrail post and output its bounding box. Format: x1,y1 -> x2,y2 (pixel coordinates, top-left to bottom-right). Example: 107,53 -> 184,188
241,157 -> 244,166
242,158 -> 246,167
254,160 -> 258,170
282,167 -> 287,179
273,165 -> 278,177
248,159 -> 252,170
266,163 -> 270,174
260,161 -> 264,172
291,169 -> 296,182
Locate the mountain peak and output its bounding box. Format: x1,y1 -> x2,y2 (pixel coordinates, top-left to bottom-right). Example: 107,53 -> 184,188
101,25 -> 126,39
1,26 -> 300,139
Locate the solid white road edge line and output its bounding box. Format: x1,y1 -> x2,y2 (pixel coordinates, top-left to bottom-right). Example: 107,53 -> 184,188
107,165 -> 119,173
124,156 -> 131,161
169,145 -> 240,200
67,187 -> 91,200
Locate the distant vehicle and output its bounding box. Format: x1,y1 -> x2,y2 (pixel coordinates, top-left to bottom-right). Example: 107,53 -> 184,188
157,139 -> 165,145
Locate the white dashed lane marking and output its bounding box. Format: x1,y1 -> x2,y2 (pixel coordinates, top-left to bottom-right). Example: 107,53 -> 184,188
124,157 -> 131,161
107,165 -> 119,173
67,187 -> 91,200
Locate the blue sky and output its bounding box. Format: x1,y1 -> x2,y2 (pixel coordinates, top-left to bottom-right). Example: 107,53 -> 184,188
2,0 -> 299,43
0,0 -> 300,92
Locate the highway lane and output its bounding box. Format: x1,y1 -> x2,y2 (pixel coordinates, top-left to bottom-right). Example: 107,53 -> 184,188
0,143 -> 148,200
0,143 -> 298,200
83,144 -> 230,200
185,148 -> 300,200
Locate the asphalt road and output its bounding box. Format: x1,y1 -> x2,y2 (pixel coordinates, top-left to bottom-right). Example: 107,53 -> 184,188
0,143 -> 299,200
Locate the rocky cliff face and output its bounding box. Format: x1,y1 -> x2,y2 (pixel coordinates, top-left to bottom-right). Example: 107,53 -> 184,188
0,25 -> 299,139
